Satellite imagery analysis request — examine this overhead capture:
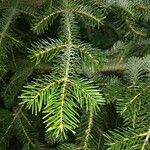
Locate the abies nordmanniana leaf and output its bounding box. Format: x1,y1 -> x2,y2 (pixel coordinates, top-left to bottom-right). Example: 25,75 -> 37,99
19,0 -> 105,139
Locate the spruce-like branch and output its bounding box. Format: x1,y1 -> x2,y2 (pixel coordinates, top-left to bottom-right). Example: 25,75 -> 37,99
72,5 -> 105,27
19,75 -> 60,115
43,13 -> 79,138
20,0 -> 105,140
106,127 -> 150,150
72,79 -> 104,112
32,8 -> 65,34
126,57 -> 144,85
30,39 -> 67,64
3,64 -> 33,108
0,0 -> 35,73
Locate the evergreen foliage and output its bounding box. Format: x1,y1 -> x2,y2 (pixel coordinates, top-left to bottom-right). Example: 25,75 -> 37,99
0,0 -> 149,149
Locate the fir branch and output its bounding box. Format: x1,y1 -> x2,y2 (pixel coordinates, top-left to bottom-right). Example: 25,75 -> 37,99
126,57 -> 144,85
106,127 -> 150,150
75,44 -> 100,64
72,79 -> 105,112
0,6 -> 18,71
119,93 -> 141,115
32,9 -> 65,34
76,110 -> 105,150
30,39 -> 67,64
0,106 -> 24,148
73,5 -> 105,27
43,13 -> 79,138
116,86 -> 150,127
0,32 -> 20,44
43,85 -> 79,138
19,75 -> 60,115
75,44 -> 104,76
0,8 -> 17,44
15,116 -> 36,148
3,63 -> 33,108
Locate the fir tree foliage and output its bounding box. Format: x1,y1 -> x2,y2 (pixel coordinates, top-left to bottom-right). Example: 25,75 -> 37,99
0,0 -> 149,149
105,55 -> 150,150
0,0 -> 35,73
0,107 -> 45,150
20,0 -> 105,139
